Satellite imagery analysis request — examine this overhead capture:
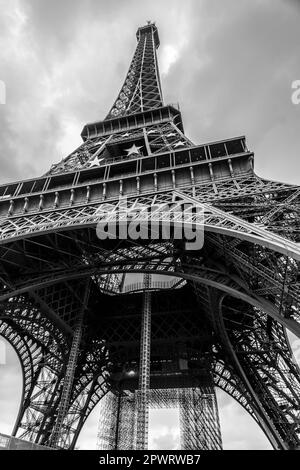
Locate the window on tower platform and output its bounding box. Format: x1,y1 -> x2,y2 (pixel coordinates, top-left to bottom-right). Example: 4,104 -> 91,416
109,160 -> 138,178
210,143 -> 227,159
190,147 -> 206,162
225,139 -> 244,155
157,155 -> 170,169
142,157 -> 156,172
175,151 -> 190,166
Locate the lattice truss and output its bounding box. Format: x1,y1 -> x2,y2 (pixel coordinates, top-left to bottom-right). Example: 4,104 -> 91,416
47,21 -> 190,176
193,281 -> 300,448
97,387 -> 222,450
97,391 -> 136,450
47,118 -> 192,175
0,281 -> 111,449
0,21 -> 300,451
106,23 -> 163,119
0,181 -> 299,449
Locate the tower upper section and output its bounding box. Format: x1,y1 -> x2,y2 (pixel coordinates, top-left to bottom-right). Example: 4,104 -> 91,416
37,22 -> 250,180
105,22 -> 163,119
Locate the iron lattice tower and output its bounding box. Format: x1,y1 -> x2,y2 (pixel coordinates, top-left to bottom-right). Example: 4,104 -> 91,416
0,22 -> 300,450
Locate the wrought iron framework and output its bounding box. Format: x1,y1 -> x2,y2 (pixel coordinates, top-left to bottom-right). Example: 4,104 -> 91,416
0,22 -> 300,450
97,386 -> 222,450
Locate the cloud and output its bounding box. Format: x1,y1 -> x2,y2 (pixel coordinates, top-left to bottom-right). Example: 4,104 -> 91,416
163,0 -> 300,184
149,408 -> 180,450
0,0 -> 299,450
216,389 -> 272,450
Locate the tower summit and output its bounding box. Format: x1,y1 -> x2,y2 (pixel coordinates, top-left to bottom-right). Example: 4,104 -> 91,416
107,21 -> 162,119
0,23 -> 300,451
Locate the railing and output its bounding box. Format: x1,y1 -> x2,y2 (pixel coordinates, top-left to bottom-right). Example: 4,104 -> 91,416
122,278 -> 185,294
0,432 -> 52,450
0,136 -> 247,198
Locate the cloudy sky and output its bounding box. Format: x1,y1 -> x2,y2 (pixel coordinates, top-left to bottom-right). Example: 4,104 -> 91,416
0,0 -> 299,450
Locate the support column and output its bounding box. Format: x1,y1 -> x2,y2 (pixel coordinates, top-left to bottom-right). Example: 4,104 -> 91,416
117,391 -> 137,449
114,391 -> 122,450
98,391 -> 137,450
136,273 -> 152,450
49,282 -> 90,448
97,392 -> 119,450
179,386 -> 222,450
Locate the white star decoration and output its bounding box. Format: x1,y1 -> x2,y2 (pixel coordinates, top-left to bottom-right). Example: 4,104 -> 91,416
89,155 -> 103,167
174,141 -> 185,148
125,144 -> 143,156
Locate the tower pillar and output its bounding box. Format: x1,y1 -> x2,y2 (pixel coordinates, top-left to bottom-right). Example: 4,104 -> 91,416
49,282 -> 90,448
136,273 -> 152,450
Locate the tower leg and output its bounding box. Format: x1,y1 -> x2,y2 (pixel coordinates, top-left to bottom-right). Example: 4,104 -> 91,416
136,273 -> 151,450
97,392 -> 119,450
49,282 -> 90,448
179,387 -> 222,450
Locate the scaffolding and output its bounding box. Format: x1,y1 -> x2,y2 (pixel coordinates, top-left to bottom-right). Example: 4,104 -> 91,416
97,386 -> 222,450
0,432 -> 52,450
179,388 -> 222,450
97,270 -> 222,451
136,273 -> 152,449
97,391 -> 136,450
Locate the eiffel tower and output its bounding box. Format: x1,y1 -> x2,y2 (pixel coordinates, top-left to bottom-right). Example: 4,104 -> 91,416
0,21 -> 300,451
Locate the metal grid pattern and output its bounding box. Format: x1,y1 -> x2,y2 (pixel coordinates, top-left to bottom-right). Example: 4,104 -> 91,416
0,22 -> 299,451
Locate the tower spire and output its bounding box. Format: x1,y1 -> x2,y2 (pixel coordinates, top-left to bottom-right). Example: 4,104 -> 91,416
106,22 -> 163,119
1,21 -> 300,453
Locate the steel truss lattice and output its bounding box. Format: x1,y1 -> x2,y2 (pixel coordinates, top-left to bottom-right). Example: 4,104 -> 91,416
97,386 -> 222,450
0,22 -> 300,451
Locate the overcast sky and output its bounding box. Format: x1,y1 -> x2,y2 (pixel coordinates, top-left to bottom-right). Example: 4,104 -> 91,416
0,0 -> 299,450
